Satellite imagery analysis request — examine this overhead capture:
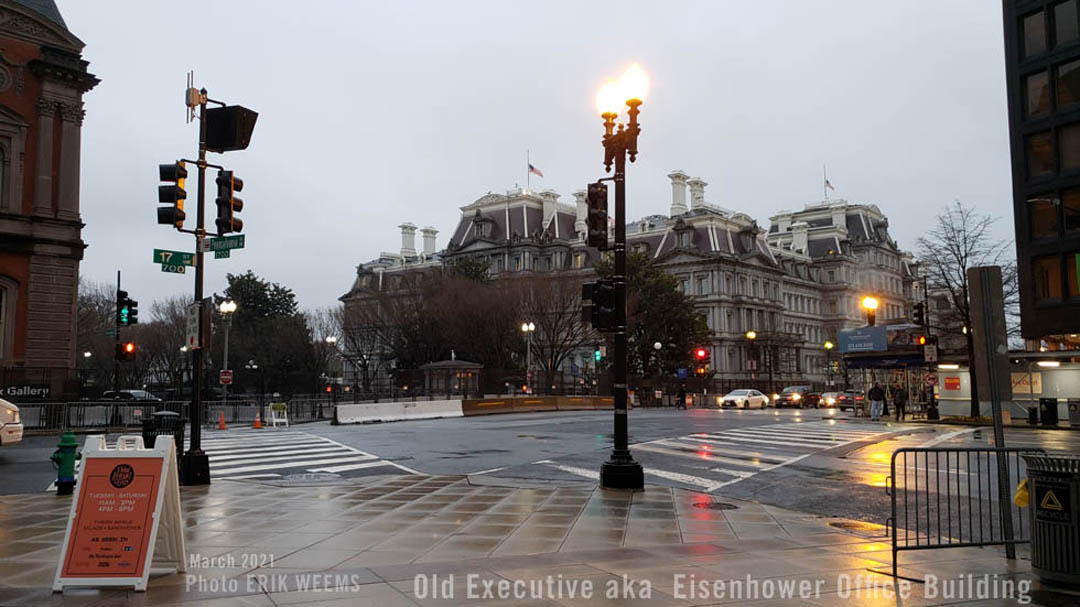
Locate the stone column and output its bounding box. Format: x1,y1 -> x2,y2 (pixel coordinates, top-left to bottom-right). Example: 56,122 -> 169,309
33,97 -> 56,216
57,102 -> 84,221
573,190 -> 586,238
668,170 -> 688,216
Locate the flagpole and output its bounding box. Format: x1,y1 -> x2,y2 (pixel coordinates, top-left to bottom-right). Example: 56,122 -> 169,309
823,163 -> 828,202
527,150 -> 530,192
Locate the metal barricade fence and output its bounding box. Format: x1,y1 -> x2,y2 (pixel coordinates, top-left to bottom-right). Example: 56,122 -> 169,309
16,399 -> 334,432
886,447 -> 1046,580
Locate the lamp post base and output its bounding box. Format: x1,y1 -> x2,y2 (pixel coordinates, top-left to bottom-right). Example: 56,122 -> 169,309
600,454 -> 644,490
180,452 -> 211,485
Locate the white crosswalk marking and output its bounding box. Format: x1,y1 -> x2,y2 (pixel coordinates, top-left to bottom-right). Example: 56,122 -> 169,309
45,429 -> 418,490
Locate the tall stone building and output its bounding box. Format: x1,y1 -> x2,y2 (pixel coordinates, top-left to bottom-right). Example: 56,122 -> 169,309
0,0 -> 97,398
341,170 -> 919,389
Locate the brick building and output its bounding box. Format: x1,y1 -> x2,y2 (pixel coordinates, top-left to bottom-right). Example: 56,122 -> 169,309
0,0 -> 97,398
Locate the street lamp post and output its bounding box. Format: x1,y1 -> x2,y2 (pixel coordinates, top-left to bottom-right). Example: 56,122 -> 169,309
824,341 -> 834,387
218,300 -> 237,405
595,64 -> 648,490
520,322 -> 535,394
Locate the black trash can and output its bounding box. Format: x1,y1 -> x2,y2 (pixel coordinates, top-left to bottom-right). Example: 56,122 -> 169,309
1040,398 -> 1060,426
1029,406 -> 1039,425
141,410 -> 185,455
1021,454 -> 1080,588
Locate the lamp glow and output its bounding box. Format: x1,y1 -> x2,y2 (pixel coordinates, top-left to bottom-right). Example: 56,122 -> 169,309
745,330 -> 757,340
595,79 -> 624,116
824,341 -> 834,350
1037,360 -> 1061,368
861,296 -> 879,311
620,63 -> 649,102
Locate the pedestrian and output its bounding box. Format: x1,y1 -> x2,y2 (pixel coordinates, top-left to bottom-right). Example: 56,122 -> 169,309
894,385 -> 907,421
868,383 -> 886,421
677,384 -> 687,410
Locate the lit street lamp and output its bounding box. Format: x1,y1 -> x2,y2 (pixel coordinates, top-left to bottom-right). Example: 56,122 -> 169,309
219,300 -> 237,404
860,295 -> 879,327
521,322 -> 535,394
595,63 -> 649,490
824,341 -> 835,387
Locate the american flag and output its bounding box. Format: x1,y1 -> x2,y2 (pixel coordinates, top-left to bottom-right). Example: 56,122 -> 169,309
824,178 -> 835,191
528,163 -> 544,178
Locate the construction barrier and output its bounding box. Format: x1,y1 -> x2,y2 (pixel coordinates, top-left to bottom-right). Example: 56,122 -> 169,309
461,396 -> 612,416
333,399 -> 463,424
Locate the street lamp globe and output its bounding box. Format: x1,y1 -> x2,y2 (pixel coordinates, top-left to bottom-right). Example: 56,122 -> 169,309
595,79 -> 623,117
745,330 -> 757,341
620,63 -> 649,102
180,345 -> 188,352
653,341 -> 662,351
824,341 -> 834,351
83,351 -> 92,358
325,335 -> 338,345
521,322 -> 535,333
860,296 -> 879,311
219,300 -> 237,314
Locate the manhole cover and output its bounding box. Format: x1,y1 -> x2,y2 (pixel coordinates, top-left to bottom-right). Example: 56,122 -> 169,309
693,502 -> 739,510
828,520 -> 880,531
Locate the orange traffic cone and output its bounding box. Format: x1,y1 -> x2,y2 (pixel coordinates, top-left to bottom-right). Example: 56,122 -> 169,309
253,409 -> 262,429
218,411 -> 226,430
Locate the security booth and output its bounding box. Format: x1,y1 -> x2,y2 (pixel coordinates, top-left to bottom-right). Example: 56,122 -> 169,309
838,324 -> 938,418
419,360 -> 482,399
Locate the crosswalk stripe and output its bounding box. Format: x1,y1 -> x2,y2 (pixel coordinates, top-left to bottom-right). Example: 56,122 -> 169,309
203,441 -> 335,455
633,443 -> 767,470
209,446 -> 352,461
691,433 -> 831,449
657,440 -> 788,464
212,451 -> 376,470
215,456 -> 381,476
719,429 -> 847,444
308,461 -> 402,474
535,460 -> 599,480
644,468 -> 734,491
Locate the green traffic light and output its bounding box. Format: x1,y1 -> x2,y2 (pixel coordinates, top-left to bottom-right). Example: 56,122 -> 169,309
120,306 -> 129,324
594,349 -> 602,362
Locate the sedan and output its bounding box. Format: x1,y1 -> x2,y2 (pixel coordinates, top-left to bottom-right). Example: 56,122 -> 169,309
720,389 -> 769,409
820,392 -> 841,408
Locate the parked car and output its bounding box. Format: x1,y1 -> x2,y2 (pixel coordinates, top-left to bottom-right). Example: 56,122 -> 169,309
834,390 -> 865,412
101,390 -> 162,402
720,389 -> 769,409
775,385 -> 811,408
0,398 -> 23,446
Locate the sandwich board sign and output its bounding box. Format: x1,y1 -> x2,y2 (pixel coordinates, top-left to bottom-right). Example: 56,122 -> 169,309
53,435 -> 186,592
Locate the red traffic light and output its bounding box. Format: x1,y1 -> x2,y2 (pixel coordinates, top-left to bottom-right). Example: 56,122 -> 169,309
695,348 -> 707,359
124,342 -> 135,353
325,386 -> 332,393
917,336 -> 927,346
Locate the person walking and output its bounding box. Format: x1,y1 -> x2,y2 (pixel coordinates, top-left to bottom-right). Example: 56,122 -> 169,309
677,384 -> 687,410
894,385 -> 908,421
868,383 -> 886,422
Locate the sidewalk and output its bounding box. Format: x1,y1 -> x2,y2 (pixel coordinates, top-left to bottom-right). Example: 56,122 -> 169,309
0,474 -> 1072,606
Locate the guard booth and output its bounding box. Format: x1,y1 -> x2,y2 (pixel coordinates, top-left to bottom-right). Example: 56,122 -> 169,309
419,360 -> 482,398
839,323 -> 938,418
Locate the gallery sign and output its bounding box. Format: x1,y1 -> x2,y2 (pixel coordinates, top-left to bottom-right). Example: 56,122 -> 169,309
53,435 -> 186,592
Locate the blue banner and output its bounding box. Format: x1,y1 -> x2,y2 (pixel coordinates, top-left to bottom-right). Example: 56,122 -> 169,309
838,326 -> 888,353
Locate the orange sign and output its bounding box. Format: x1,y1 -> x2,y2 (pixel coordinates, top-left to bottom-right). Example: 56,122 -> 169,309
944,376 -> 961,391
60,457 -> 163,578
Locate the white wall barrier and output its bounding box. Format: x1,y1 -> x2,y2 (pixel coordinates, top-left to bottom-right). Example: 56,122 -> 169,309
334,400 -> 463,424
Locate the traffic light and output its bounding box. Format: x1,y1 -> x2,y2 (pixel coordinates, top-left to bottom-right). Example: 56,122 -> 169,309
694,346 -> 711,374
594,346 -> 602,362
157,161 -> 187,228
582,279 -> 615,331
215,169 -> 244,234
913,302 -> 926,326
116,341 -> 136,361
586,181 -> 608,250
116,290 -> 138,326
917,335 -> 927,346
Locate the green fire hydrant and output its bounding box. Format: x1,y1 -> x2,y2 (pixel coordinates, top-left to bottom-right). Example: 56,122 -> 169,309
50,432 -> 81,496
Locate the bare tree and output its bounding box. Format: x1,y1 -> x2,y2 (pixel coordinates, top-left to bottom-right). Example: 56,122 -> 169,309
520,275 -> 593,390
917,200 -> 1019,417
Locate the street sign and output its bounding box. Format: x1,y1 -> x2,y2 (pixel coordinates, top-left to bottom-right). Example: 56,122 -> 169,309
152,249 -> 195,267
923,344 -> 938,363
104,328 -> 116,337
185,302 -> 200,348
925,373 -> 938,387
219,370 -> 233,385
214,249 -> 230,259
160,263 -> 186,274
677,367 -> 688,379
204,234 -> 245,252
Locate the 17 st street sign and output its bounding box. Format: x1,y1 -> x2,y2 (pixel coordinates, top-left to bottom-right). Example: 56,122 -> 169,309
153,249 -> 194,274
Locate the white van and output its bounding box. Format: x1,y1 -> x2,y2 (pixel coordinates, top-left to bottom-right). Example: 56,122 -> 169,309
0,398 -> 23,445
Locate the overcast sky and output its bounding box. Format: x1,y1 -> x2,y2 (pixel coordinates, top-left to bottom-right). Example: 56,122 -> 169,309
61,0 -> 1011,313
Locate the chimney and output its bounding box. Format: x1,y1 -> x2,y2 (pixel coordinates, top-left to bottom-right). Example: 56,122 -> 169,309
540,190 -> 559,227
573,189 -> 587,237
791,221 -> 809,255
668,170 -> 688,216
830,203 -> 847,232
399,222 -> 417,258
688,177 -> 707,210
420,226 -> 438,256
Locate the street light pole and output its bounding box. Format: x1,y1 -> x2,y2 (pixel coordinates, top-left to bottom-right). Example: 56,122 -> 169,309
521,322 -> 535,394
219,300 -> 236,406
596,65 -> 648,490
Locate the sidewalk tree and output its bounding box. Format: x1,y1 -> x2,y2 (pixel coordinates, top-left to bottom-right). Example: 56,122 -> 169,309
916,200 -> 1019,418
519,275 -> 592,389
596,250 -> 711,375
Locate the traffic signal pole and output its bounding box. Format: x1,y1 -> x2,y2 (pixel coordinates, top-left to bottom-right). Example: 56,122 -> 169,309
181,90 -> 211,486
114,270 -> 120,392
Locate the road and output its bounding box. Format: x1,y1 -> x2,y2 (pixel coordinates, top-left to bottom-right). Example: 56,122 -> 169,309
3,408 -> 1077,527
